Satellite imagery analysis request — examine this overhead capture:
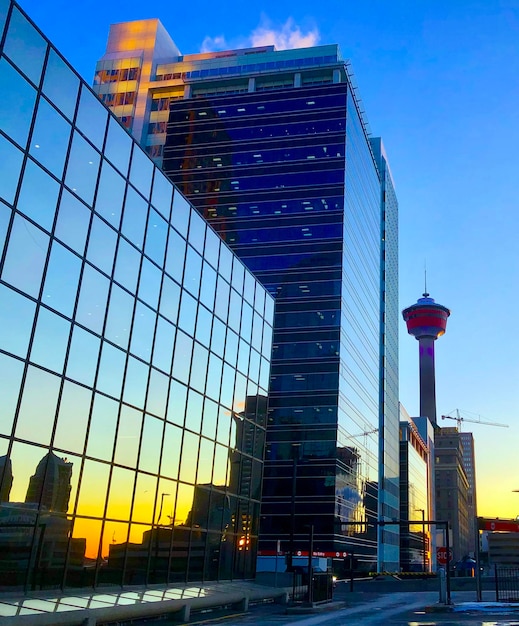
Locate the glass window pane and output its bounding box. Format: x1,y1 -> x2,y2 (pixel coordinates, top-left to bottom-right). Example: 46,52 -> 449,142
201,398 -> 218,440
159,275 -> 180,325
65,131 -> 100,206
42,48 -> 79,120
145,208 -> 168,267
104,115 -> 132,176
42,242 -> 81,318
210,317 -> 225,358
66,325 -> 101,387
0,56 -> 36,148
205,353 -> 222,403
0,283 -> 35,358
183,246 -> 202,298
215,276 -> 230,323
114,237 -> 141,293
3,7 -> 47,86
76,459 -> 110,516
152,316 -> 175,374
122,186 -> 148,249
171,190 -> 189,237
103,467 -> 135,516
0,201 -> 9,257
231,259 -> 245,293
15,365 -> 60,445
96,340 -> 126,398
151,170 -> 172,219
0,352 -> 24,437
54,380 -> 92,454
178,291 -> 197,337
105,284 -> 134,349
179,431 -> 199,484
75,264 -> 110,334
171,330 -> 192,385
188,213 -> 205,252
86,394 -> 117,461
0,133 -> 23,205
129,145 -> 153,199
160,422 -> 182,479
132,472 -> 157,523
114,405 -> 142,468
94,160 -> 125,228
189,344 -> 208,394
146,368 -> 169,418
0,0 -> 9,38
87,216 -> 117,276
138,257 -> 161,310
200,261 -> 216,309
130,301 -> 155,362
17,158 -> 60,232
166,379 -> 187,427
204,227 -> 220,269
30,306 -> 70,374
76,85 -> 108,150
54,189 -> 91,255
165,226 -> 186,283
2,214 -> 49,297
219,245 -> 232,281
195,304 -> 212,348
138,415 -> 163,475
123,355 -> 149,409
29,97 -> 71,178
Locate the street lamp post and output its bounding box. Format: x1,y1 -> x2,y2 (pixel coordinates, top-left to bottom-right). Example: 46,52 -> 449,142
415,508 -> 426,573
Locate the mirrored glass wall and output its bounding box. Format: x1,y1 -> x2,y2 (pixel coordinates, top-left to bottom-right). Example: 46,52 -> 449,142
0,0 -> 273,591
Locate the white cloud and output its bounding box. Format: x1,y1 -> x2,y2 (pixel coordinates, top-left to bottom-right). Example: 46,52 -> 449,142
250,17 -> 320,50
200,35 -> 229,53
199,16 -> 320,53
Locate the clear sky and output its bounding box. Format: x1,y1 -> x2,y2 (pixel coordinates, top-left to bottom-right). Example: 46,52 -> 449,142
18,0 -> 519,519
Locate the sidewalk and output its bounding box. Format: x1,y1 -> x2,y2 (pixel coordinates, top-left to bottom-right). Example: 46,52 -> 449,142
0,581 -> 290,625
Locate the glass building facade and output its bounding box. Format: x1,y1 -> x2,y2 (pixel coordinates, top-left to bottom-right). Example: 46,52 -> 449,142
399,412 -> 430,572
93,22 -> 400,571
0,0 -> 274,591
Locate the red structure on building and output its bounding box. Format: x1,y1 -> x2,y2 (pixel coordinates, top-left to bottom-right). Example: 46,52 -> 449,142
402,293 -> 450,426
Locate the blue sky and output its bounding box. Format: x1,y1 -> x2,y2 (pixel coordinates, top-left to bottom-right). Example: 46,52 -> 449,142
19,0 -> 519,517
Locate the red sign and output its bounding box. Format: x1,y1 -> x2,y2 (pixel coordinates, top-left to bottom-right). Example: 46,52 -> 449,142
478,519 -> 519,532
436,547 -> 453,565
258,550 -> 349,558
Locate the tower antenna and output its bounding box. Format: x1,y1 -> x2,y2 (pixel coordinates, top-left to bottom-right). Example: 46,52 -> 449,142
424,262 -> 429,298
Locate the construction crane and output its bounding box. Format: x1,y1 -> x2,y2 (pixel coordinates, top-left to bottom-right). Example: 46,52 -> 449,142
441,409 -> 508,431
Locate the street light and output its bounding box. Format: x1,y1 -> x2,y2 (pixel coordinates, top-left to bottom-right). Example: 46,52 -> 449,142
415,508 -> 426,573
157,492 -> 171,525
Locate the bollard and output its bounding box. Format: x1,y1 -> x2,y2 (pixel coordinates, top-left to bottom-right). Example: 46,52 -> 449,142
438,567 -> 446,604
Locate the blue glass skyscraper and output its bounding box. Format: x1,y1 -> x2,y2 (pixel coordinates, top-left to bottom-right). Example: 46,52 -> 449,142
94,23 -> 400,571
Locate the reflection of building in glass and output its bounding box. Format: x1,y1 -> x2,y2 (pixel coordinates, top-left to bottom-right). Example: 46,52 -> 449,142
93,19 -> 400,571
25,453 -> 72,513
0,456 -> 13,502
399,407 -> 431,572
0,0 -> 273,591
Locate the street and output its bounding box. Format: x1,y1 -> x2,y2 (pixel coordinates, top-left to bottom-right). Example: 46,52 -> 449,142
163,590 -> 519,626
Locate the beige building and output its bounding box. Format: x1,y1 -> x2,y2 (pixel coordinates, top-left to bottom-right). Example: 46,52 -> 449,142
435,427 -> 471,561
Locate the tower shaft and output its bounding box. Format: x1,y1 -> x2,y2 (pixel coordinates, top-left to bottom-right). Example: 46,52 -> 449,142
419,336 -> 437,425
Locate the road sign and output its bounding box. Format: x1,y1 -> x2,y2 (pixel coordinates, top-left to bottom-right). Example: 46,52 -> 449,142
436,546 -> 453,565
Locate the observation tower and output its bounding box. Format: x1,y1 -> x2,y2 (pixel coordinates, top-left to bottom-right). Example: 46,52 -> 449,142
402,292 -> 450,426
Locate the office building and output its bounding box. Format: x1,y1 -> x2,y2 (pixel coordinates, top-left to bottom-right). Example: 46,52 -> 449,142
459,431 -> 477,556
94,19 -> 400,570
435,428 -> 471,561
0,0 -> 273,589
399,406 -> 430,572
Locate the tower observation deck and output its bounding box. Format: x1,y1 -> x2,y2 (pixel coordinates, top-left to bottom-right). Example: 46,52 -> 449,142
402,293 -> 450,425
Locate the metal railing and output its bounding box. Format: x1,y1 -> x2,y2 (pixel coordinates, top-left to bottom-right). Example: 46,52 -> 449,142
495,566 -> 519,602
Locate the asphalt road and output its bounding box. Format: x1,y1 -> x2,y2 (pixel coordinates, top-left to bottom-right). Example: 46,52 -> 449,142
159,590 -> 519,626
